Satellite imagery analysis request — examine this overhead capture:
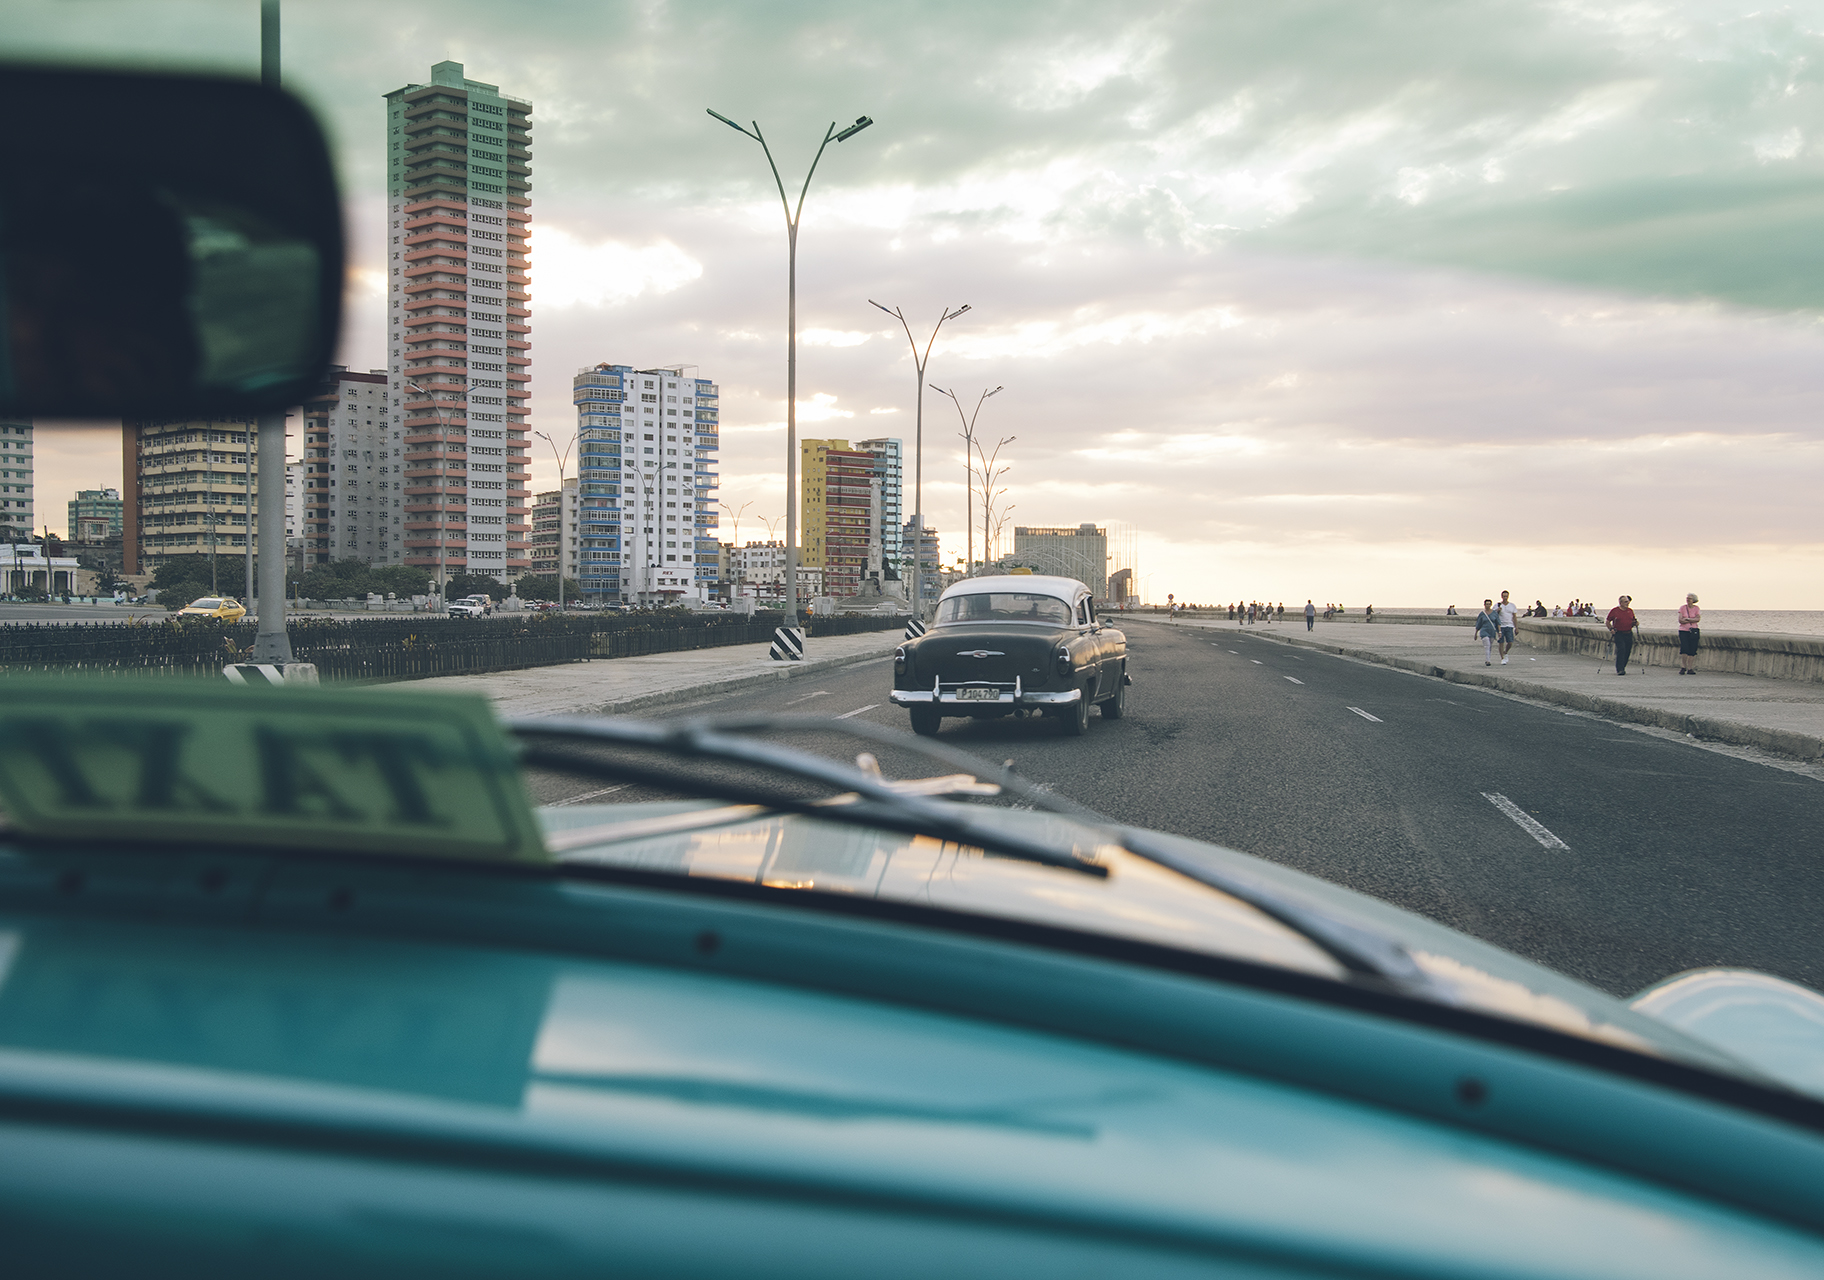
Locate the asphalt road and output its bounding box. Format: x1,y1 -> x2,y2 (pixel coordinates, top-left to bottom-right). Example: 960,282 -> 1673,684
525,621 -> 1824,998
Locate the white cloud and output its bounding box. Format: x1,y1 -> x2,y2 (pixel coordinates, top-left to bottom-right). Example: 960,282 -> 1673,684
532,227 -> 702,308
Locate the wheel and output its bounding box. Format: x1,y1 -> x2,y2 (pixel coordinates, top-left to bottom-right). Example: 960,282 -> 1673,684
1101,668 -> 1128,719
1062,686 -> 1092,736
909,706 -> 942,737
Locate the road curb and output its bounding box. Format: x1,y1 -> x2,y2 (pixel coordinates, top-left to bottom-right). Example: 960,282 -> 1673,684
540,642 -> 900,720
1132,617 -> 1824,762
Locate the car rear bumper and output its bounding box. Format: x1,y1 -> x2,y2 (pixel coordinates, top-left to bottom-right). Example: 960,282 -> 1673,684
890,678 -> 1082,709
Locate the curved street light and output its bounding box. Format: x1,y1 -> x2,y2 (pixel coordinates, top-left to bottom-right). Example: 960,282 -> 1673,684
707,107 -> 873,630
931,384 -> 1002,578
869,301 -> 969,614
533,430 -> 575,611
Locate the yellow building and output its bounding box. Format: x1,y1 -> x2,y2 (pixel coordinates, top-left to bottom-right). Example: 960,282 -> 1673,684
798,438 -> 873,597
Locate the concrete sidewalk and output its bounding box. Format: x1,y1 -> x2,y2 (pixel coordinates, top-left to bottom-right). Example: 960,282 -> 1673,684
380,630 -> 901,719
1133,615 -> 1824,761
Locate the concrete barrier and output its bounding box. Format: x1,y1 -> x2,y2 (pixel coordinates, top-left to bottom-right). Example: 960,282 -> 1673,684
1361,612 -> 1475,627
1518,619 -> 1824,684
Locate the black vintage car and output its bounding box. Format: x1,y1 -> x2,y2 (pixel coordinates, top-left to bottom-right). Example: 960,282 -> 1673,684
890,574 -> 1130,736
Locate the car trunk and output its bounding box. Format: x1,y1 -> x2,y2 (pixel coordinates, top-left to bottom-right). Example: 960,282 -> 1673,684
916,630 -> 1060,686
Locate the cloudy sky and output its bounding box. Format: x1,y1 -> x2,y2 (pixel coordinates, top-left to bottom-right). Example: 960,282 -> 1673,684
13,0 -> 1824,606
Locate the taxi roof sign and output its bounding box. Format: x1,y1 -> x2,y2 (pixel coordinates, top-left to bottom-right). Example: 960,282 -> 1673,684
0,678 -> 546,862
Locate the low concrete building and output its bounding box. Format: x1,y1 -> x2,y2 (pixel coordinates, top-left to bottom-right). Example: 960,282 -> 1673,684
2,543 -> 83,594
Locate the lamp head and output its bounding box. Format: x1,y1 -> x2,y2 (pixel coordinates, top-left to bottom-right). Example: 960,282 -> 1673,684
835,115 -> 873,142
705,108 -> 755,138
868,299 -> 897,316
986,385 -> 1004,397
950,304 -> 972,318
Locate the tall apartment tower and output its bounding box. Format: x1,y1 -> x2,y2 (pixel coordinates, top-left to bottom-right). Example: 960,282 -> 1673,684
572,363 -> 720,603
299,367 -> 397,565
384,62 -> 533,588
799,438 -> 874,599
856,437 -> 903,569
0,418 -> 32,539
121,418 -> 258,576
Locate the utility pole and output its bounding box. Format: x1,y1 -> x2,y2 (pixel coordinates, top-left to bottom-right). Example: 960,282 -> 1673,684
408,380 -> 454,608
870,302 -> 969,614
534,430 -> 574,610
243,419 -> 253,605
706,107 -> 873,633
249,0 -> 294,665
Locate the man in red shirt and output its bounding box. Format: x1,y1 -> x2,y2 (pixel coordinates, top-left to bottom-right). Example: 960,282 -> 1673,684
1605,594 -> 1640,675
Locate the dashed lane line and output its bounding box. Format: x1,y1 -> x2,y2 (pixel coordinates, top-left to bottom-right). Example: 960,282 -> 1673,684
1346,707 -> 1383,722
835,704 -> 880,719
1251,660 -> 1263,665
1284,676 -> 1304,685
1482,792 -> 1570,849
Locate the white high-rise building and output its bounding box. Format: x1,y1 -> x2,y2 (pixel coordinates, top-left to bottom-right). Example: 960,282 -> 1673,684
299,368 -> 398,565
572,362 -> 720,603
856,437 -> 903,568
0,418 -> 33,539
384,60 -> 533,587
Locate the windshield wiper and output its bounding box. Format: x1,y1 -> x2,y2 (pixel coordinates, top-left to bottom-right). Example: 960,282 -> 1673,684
506,716 -> 1108,878
516,713 -> 1449,996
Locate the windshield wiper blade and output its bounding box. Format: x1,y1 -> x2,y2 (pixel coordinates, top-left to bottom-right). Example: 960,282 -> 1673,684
507,716 -> 1107,879
512,713 -> 1447,993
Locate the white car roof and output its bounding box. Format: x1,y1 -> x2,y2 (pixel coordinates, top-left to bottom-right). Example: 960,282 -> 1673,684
938,574 -> 1089,600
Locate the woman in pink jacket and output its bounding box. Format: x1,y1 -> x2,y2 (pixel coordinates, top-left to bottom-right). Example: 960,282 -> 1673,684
1677,592 -> 1702,675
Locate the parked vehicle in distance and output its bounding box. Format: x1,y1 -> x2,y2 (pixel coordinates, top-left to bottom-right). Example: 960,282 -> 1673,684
446,599 -> 485,618
174,596 -> 247,623
890,574 -> 1129,737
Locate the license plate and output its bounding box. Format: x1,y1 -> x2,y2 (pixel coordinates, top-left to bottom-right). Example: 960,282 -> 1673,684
955,687 -> 1000,701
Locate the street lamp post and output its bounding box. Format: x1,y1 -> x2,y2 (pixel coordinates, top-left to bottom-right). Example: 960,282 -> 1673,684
931,384 -> 1001,578
706,107 -> 873,632
869,302 -> 969,614
407,380 -> 455,608
534,430 -> 574,611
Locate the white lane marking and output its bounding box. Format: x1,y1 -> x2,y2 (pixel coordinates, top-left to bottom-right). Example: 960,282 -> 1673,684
1284,676 -> 1304,685
1482,793 -> 1570,849
835,704 -> 880,719
1228,649 -> 1240,654
1251,660 -> 1263,665
787,690 -> 831,704
547,784 -> 629,807
1346,707 -> 1383,722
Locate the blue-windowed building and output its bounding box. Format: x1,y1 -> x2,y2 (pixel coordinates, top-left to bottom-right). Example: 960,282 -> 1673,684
571,362 -> 719,603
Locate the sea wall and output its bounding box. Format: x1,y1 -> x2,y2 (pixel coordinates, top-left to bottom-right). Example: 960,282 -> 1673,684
1518,619 -> 1824,684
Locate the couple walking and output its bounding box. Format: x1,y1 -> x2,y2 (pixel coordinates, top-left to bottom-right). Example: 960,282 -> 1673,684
1603,593 -> 1702,675
1473,591 -> 1521,665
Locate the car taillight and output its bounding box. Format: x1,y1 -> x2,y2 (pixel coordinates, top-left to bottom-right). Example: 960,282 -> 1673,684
1055,646 -> 1074,678
894,645 -> 908,677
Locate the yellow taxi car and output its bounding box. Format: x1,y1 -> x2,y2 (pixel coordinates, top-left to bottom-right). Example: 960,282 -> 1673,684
175,596 -> 247,623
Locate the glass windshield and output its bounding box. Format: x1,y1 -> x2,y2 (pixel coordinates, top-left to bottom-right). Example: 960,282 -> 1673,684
189,598 -> 223,608
937,592 -> 1072,625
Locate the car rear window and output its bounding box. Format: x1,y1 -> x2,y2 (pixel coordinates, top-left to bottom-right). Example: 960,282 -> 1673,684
938,593 -> 1072,625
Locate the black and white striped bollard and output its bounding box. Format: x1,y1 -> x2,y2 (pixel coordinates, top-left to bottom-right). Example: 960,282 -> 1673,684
770,626 -> 805,662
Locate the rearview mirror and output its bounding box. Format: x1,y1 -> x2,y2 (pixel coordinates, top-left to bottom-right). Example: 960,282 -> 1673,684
0,65 -> 344,418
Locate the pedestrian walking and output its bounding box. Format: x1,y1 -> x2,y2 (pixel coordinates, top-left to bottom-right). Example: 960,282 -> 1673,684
1494,590 -> 1519,664
1677,593 -> 1702,674
1475,599 -> 1498,665
1276,602 -> 1285,623
1606,594 -> 1641,674
1305,599 -> 1316,631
